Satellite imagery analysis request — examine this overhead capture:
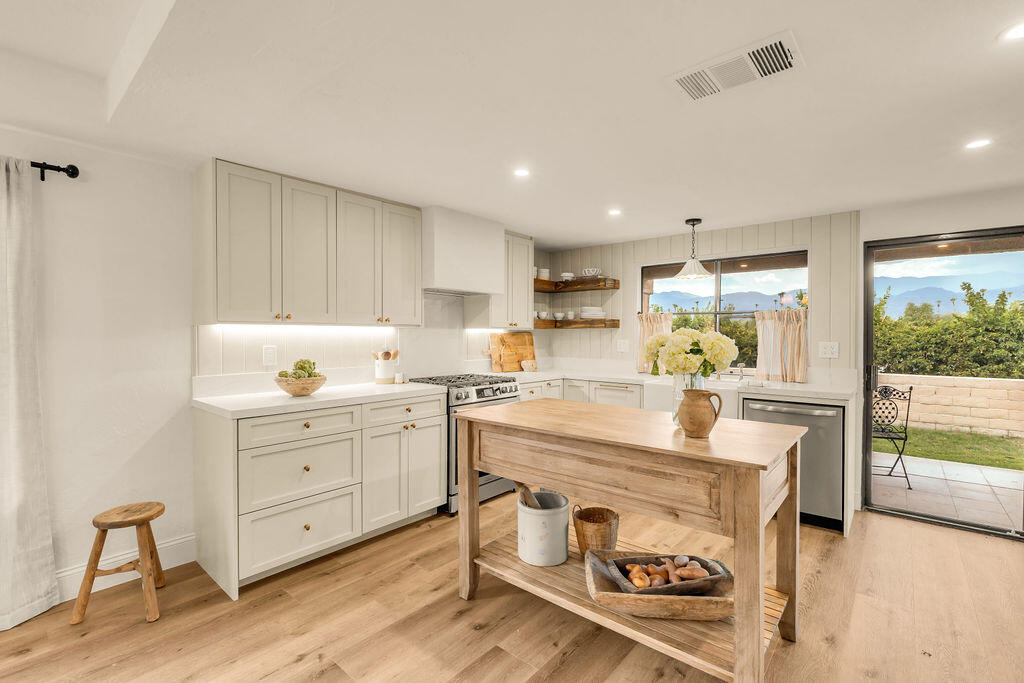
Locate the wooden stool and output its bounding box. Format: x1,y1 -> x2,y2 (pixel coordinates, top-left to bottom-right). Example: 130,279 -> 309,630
70,502 -> 166,624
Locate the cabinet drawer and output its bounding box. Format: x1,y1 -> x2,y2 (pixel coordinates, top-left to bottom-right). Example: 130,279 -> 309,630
238,485 -> 362,579
238,432 -> 361,514
238,405 -> 361,449
362,394 -> 445,428
589,381 -> 642,409
520,381 -> 543,400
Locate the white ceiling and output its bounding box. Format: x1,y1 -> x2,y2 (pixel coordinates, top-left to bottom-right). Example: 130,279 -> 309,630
0,0 -> 140,76
1,0 -> 1023,249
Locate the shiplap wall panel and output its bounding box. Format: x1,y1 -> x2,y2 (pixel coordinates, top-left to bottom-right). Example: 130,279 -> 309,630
534,211 -> 859,369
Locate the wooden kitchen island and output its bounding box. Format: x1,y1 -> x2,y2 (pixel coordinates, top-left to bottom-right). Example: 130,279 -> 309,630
455,399 -> 806,683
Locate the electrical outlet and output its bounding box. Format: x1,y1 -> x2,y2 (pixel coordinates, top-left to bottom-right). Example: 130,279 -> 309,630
262,344 -> 278,366
818,341 -> 839,359
616,339 -> 629,353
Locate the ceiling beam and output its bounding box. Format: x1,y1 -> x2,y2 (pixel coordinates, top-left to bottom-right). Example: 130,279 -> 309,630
105,0 -> 178,121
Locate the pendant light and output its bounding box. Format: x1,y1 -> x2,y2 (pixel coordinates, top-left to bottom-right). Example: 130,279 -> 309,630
673,218 -> 712,279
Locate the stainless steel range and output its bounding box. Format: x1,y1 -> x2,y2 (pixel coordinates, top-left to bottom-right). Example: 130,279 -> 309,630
409,373 -> 519,512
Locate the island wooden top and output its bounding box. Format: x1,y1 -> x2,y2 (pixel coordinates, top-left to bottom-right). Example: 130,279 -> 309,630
455,398 -> 806,470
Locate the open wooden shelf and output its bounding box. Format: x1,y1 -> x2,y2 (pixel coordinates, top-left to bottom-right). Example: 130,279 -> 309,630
476,532 -> 787,682
532,318 -> 619,329
534,277 -> 620,293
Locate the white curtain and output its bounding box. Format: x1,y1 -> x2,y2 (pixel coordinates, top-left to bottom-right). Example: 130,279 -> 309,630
755,309 -> 808,383
1,156 -> 58,630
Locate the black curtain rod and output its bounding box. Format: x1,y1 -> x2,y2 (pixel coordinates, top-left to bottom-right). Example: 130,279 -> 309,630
30,161 -> 79,181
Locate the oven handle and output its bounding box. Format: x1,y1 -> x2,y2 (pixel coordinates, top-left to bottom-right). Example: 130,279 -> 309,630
451,395 -> 522,413
746,402 -> 838,418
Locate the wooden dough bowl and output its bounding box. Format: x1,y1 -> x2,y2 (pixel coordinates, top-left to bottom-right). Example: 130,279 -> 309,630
585,549 -> 735,620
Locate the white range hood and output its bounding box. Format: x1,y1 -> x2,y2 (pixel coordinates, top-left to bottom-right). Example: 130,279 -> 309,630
421,206 -> 506,295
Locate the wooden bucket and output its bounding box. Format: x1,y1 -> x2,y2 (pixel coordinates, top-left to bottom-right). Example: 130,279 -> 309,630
572,505 -> 619,554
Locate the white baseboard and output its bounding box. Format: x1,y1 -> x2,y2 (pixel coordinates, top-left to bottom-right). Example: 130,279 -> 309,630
55,533 -> 196,602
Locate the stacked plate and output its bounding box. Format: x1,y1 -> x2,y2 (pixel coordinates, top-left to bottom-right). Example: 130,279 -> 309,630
580,306 -> 606,319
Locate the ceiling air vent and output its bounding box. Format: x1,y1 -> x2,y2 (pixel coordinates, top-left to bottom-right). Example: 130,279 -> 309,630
668,30 -> 802,102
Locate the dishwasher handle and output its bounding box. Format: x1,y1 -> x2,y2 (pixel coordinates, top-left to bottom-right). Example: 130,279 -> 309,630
746,402 -> 838,418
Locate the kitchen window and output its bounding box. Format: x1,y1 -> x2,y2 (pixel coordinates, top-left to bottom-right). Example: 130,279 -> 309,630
641,251 -> 809,369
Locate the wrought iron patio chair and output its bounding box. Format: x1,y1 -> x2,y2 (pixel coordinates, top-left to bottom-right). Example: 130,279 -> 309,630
871,385 -> 913,489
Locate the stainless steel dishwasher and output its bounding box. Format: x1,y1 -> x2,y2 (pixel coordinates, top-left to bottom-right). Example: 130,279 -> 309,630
742,399 -> 844,531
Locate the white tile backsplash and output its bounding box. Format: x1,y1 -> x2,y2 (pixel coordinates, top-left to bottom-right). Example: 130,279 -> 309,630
193,293 -> 553,384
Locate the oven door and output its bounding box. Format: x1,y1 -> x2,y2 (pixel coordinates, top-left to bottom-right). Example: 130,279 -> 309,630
449,395 -> 521,496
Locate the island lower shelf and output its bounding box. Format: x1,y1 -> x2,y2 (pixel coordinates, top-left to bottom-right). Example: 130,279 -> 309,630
476,532 -> 787,682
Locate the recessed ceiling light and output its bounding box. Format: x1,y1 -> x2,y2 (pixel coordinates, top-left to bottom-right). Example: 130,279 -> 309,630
513,168 -> 530,177
965,139 -> 991,149
1001,22 -> 1024,42
607,208 -> 622,216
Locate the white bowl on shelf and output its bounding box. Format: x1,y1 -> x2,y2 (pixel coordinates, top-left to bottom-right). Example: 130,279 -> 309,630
553,313 -> 566,320
560,272 -> 575,280
581,267 -> 601,277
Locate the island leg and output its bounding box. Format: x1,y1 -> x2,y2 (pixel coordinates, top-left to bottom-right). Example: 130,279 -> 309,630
733,467 -> 765,683
776,442 -> 800,641
457,418 -> 480,600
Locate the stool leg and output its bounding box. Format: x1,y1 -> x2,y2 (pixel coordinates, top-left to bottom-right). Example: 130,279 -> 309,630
70,529 -> 107,625
136,525 -> 160,622
144,523 -> 165,588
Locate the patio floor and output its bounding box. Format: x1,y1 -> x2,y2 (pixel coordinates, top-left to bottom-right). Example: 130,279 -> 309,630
871,451 -> 1023,531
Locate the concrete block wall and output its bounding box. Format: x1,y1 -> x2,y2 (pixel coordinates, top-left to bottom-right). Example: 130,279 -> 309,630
878,373 -> 1024,438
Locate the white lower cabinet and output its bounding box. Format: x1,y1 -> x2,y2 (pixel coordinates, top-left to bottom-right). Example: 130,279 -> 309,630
589,381 -> 643,408
408,415 -> 446,513
362,422 -> 408,531
562,379 -> 590,402
362,414 -> 447,531
238,485 -> 361,579
521,380 -> 563,400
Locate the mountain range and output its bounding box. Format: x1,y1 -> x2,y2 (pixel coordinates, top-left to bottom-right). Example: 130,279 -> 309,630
651,272 -> 1024,319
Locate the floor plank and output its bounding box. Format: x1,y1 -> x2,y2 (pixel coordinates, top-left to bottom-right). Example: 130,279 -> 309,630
2,493 -> 1022,682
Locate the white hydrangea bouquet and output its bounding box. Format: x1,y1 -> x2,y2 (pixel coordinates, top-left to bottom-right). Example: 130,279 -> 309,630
644,328 -> 739,387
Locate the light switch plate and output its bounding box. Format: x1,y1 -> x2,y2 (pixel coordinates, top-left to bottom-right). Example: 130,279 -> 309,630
616,339 -> 629,353
262,344 -> 278,366
818,341 -> 839,359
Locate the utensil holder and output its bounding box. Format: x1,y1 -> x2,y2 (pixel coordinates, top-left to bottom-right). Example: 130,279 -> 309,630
518,491 -> 569,566
374,359 -> 397,384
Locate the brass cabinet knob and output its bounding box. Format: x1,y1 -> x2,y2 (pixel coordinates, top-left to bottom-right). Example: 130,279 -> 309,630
285,313 -> 292,319
405,407 -> 412,412
385,317 -> 390,323
304,421 -> 311,429
304,524 -> 311,531
403,424 -> 409,430
303,465 -> 310,472
377,317 -> 383,322
410,422 -> 416,428
529,390 -> 535,395
275,313 -> 282,319
546,382 -> 551,386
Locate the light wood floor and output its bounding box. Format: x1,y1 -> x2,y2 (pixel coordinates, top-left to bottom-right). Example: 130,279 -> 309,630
2,494 -> 1022,682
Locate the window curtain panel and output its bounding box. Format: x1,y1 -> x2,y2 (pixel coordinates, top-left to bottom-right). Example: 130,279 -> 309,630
754,309 -> 808,383
1,156 -> 59,630
636,312 -> 672,372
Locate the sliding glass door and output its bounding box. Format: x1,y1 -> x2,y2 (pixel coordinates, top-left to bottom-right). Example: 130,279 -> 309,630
863,227 -> 1024,537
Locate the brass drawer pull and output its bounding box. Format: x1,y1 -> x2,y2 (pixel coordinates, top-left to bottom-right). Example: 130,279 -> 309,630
303,524 -> 311,531
285,313 -> 292,319
303,465 -> 310,472
410,422 -> 416,428
304,421 -> 311,429
405,407 -> 412,412
275,313 -> 282,319
403,424 -> 409,430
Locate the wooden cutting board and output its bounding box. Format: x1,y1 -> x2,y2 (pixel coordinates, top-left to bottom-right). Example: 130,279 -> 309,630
489,332 -> 536,372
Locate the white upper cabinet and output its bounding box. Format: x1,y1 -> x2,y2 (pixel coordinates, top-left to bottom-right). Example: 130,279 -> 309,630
507,233 -> 534,329
282,178 -> 337,323
381,203 -> 423,326
197,160 -> 423,326
215,162 -> 282,322
337,192 -> 383,324
464,231 -> 534,329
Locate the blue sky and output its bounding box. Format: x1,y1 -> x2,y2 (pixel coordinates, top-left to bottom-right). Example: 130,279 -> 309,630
874,251 -> 1023,279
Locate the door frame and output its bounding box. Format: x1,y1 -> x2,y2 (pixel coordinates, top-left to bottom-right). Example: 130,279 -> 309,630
862,224 -> 1024,538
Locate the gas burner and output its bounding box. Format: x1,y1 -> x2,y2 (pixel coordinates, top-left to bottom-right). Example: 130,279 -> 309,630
410,373 -> 516,388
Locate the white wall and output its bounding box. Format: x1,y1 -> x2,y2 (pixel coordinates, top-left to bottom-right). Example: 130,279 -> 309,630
537,211 -> 861,371
861,185 -> 1024,242
0,126 -> 194,600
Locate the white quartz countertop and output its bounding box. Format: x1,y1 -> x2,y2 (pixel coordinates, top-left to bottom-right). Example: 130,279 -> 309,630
643,374 -> 857,401
192,382 -> 447,419
512,370 -> 653,384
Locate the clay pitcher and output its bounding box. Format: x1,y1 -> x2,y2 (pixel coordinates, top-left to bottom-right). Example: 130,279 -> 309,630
676,389 -> 723,438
